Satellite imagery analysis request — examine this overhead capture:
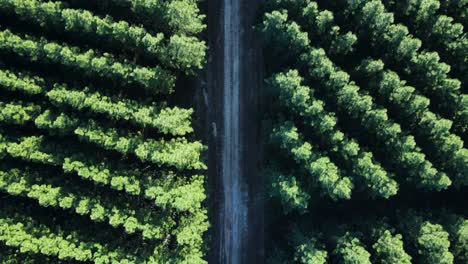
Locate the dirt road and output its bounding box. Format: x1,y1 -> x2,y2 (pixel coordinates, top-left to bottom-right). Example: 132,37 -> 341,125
220,0 -> 247,262
203,0 -> 264,263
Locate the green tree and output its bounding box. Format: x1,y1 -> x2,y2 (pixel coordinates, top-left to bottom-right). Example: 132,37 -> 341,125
268,171 -> 310,214
372,229 -> 412,264
340,0 -> 467,134
271,121 -> 353,200
268,70 -> 397,198
292,228 -> 328,264
258,10 -> 310,63
334,233 -> 372,264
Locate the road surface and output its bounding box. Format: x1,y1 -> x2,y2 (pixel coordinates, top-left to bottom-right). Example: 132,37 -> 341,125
203,0 -> 264,263
220,0 -> 247,263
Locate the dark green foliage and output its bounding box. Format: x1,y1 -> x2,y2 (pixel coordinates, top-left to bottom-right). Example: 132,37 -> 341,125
260,9 -> 450,190
271,121 -> 353,201
382,0 -> 468,94
339,0 -> 467,134
355,59 -> 467,186
261,0 -> 467,263
268,70 -> 397,198
440,0 -> 468,28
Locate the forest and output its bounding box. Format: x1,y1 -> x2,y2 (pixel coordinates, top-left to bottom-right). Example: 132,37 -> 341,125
260,0 -> 467,263
0,0 -> 208,263
0,0 -> 466,263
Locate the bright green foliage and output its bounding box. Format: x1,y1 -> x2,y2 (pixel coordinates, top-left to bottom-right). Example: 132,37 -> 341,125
0,211 -> 139,263
416,223 -> 454,264
268,171 -> 310,214
268,70 -> 397,198
107,0 -> 206,35
0,167 -> 173,240
76,121 -> 206,170
0,29 -> 175,94
0,101 -> 41,125
292,229 -> 328,264
334,233 -> 372,264
0,68 -> 195,135
6,136 -> 63,165
271,121 -> 353,200
30,109 -> 207,170
294,240 -> 328,264
173,207 -> 209,250
47,84 -> 194,135
372,229 -> 412,264
2,134 -> 205,213
34,110 -> 80,135
0,0 -> 208,260
0,0 -> 206,74
0,68 -> 44,95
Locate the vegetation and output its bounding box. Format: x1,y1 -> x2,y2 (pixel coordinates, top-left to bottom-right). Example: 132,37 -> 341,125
260,0 -> 467,263
1,0 -> 466,262
0,0 -> 208,263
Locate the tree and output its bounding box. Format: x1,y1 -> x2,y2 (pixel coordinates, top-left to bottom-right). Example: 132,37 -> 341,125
334,233 -> 372,264
372,229 -> 412,264
271,121 -> 353,200
292,228 -> 328,264
258,10 -> 310,65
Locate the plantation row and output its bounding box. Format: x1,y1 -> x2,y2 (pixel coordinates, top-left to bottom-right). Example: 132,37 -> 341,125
0,101 -> 205,170
0,199 -> 180,263
381,0 -> 467,93
0,0 -> 206,74
0,134 -> 205,210
0,68 -> 194,135
0,29 -> 175,94
0,0 -> 208,263
261,0 -> 467,263
271,210 -> 467,264
63,0 -> 206,36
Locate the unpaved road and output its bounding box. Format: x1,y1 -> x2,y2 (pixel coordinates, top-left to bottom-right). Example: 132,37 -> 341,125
220,0 -> 247,263
203,0 -> 264,263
